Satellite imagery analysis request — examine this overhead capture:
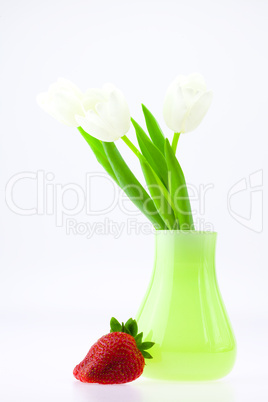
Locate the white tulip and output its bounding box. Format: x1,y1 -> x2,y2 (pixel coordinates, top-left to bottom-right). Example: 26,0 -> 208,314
37,78 -> 84,127
163,73 -> 213,133
75,84 -> 131,142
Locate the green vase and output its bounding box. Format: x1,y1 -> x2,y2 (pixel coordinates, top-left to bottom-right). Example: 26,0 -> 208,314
136,230 -> 236,381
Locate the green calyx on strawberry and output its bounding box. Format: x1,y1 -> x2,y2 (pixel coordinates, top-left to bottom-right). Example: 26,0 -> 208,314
73,317 -> 155,384
110,317 -> 154,359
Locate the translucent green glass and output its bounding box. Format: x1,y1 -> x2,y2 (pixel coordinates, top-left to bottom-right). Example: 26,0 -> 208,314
136,231 -> 236,381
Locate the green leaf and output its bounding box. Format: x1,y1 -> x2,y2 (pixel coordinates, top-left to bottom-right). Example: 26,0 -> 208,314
165,139 -> 194,230
131,118 -> 168,188
78,127 -> 119,185
142,104 -> 165,154
78,127 -> 104,154
135,332 -> 143,345
141,350 -> 153,359
125,318 -> 138,337
110,317 -> 122,333
139,156 -> 177,229
102,142 -> 167,230
139,341 -> 155,350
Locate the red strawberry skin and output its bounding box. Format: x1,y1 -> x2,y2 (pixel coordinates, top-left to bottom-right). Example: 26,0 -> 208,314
73,332 -> 145,384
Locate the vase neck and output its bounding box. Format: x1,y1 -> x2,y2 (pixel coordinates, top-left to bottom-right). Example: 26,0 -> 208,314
154,231 -> 217,275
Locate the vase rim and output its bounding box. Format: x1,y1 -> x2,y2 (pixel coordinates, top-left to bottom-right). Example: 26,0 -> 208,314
154,230 -> 217,235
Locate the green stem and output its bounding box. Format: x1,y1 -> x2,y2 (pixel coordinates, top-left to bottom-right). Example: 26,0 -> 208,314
121,135 -> 141,158
171,132 -> 181,154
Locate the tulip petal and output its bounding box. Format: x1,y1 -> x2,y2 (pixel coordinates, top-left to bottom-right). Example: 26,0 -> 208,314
95,99 -> 127,137
102,83 -> 116,94
95,89 -> 130,135
83,89 -> 107,111
37,91 -> 65,124
37,91 -> 77,127
95,101 -> 112,127
163,73 -> 212,133
163,83 -> 188,132
76,112 -> 120,142
183,90 -> 213,133
56,78 -> 84,99
81,85 -> 130,140
37,78 -> 84,127
182,73 -> 207,92
181,87 -> 196,109
173,75 -> 187,86
108,89 -> 130,133
49,90 -> 84,126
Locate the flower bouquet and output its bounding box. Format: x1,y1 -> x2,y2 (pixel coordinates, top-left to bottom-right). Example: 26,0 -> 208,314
37,74 -> 236,382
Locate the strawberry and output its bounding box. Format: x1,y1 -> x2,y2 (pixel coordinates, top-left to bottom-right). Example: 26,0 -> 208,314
73,317 -> 154,384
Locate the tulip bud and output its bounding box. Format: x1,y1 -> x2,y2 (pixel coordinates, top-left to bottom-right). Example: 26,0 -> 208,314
163,73 -> 213,133
75,84 -> 131,142
37,78 -> 84,127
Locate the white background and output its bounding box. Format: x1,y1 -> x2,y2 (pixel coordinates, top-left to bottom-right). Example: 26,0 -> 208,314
1,0 -> 267,401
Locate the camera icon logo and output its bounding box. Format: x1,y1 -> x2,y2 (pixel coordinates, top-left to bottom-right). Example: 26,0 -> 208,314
227,170 -> 263,233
